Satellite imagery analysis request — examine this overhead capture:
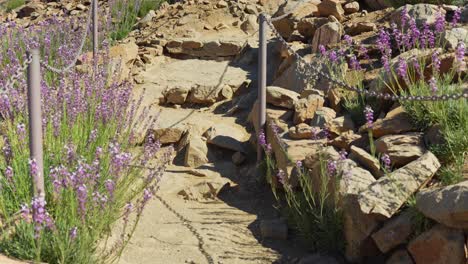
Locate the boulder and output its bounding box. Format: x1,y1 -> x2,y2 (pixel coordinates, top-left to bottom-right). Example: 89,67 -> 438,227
442,27 -> 468,51
343,2 -> 359,14
271,1 -> 320,39
391,4 -> 446,28
178,179 -> 232,201
408,225 -> 466,264
188,85 -> 223,105
317,0 -> 345,21
240,14 -> 258,33
416,181 -> 468,229
297,17 -> 329,39
136,10 -> 156,29
386,250 -> 414,264
311,21 -> 343,53
361,107 -> 416,138
293,94 -> 324,124
184,135 -> 209,168
343,195 -> 381,263
349,146 -> 383,179
266,86 -> 300,109
288,123 -> 317,139
148,126 -> 186,144
328,115 -> 355,135
163,86 -> 190,105
371,211 -> 413,253
109,41 -> 139,82
345,22 -> 377,36
204,123 -> 250,153
357,152 -> 441,219
330,131 -> 362,151
375,133 -> 426,167
310,107 -> 336,127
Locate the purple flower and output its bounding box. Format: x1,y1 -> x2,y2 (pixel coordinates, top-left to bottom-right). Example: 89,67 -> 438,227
432,51 -> 441,74
311,127 -> 320,140
29,159 -> 39,179
358,44 -> 370,61
381,153 -> 391,171
319,44 -> 326,56
339,150 -> 348,161
16,123 -> 26,141
76,184 -> 88,222
258,130 -> 271,154
343,34 -> 352,45
31,196 -> 54,238
349,55 -> 362,71
277,169 -> 286,185
327,159 -> 337,176
429,77 -> 438,94
328,50 -> 338,63
105,179 -> 115,199
296,160 -> 302,168
5,166 -> 13,182
400,6 -> 408,29
70,227 -> 78,240
455,41 -> 466,72
20,203 -> 31,223
397,57 -> 408,79
434,11 -> 445,33
412,58 -> 422,78
364,106 -> 374,127
123,202 -> 133,224
451,8 -> 461,27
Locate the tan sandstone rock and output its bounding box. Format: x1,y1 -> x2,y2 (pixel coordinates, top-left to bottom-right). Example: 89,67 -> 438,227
266,86 -> 300,109
375,133 -> 426,167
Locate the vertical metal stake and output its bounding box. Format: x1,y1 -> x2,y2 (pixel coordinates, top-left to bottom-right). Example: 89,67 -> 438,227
27,49 -> 45,197
257,14 -> 267,162
92,0 -> 98,60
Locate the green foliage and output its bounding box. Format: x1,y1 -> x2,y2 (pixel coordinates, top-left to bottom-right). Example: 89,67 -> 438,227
0,0 -> 25,12
406,196 -> 433,238
264,153 -> 344,254
110,0 -> 166,41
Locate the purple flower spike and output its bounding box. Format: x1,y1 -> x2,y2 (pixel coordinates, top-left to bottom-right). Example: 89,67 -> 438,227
349,55 -> 362,71
452,8 -> 461,27
343,34 -> 353,45
328,50 -> 338,63
339,150 -> 348,161
296,160 -> 302,169
397,57 -> 408,79
432,51 -> 441,74
277,169 -> 287,185
364,106 -> 374,127
429,77 -> 438,94
381,153 -> 391,171
70,227 -> 78,240
434,11 -> 445,33
327,159 -> 337,176
455,41 -> 466,72
319,44 -> 326,56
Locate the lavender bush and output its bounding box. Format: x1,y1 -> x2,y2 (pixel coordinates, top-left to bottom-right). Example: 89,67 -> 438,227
0,12 -> 170,264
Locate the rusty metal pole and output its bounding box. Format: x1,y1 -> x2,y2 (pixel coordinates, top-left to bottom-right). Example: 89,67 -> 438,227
27,49 -> 45,197
92,0 -> 98,60
257,14 -> 267,162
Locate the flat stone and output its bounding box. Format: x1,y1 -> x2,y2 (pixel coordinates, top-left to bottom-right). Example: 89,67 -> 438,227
184,134 -> 209,168
328,115 -> 355,135
375,133 -> 426,167
310,107 -> 336,128
318,0 -> 345,21
408,225 -> 466,264
343,2 -> 359,14
293,94 -> 324,124
346,22 -> 377,36
330,131 -> 362,151
288,123 -> 316,139
149,126 -> 186,144
349,146 -> 383,179
297,17 -> 329,39
443,27 -> 468,51
371,211 -> 413,253
266,86 -> 300,109
311,21 -> 343,53
416,180 -> 468,229
205,123 -> 250,153
357,152 -> 441,219
163,86 -> 190,105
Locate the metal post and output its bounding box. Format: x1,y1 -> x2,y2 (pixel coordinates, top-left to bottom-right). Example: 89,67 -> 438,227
92,0 -> 98,60
257,14 -> 267,162
27,49 -> 45,197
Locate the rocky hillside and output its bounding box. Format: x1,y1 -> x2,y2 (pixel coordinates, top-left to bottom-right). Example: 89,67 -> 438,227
1,0 -> 467,263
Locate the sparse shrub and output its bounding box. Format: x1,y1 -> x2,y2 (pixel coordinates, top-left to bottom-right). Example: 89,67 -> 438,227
109,0 -> 166,41
0,0 -> 25,12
